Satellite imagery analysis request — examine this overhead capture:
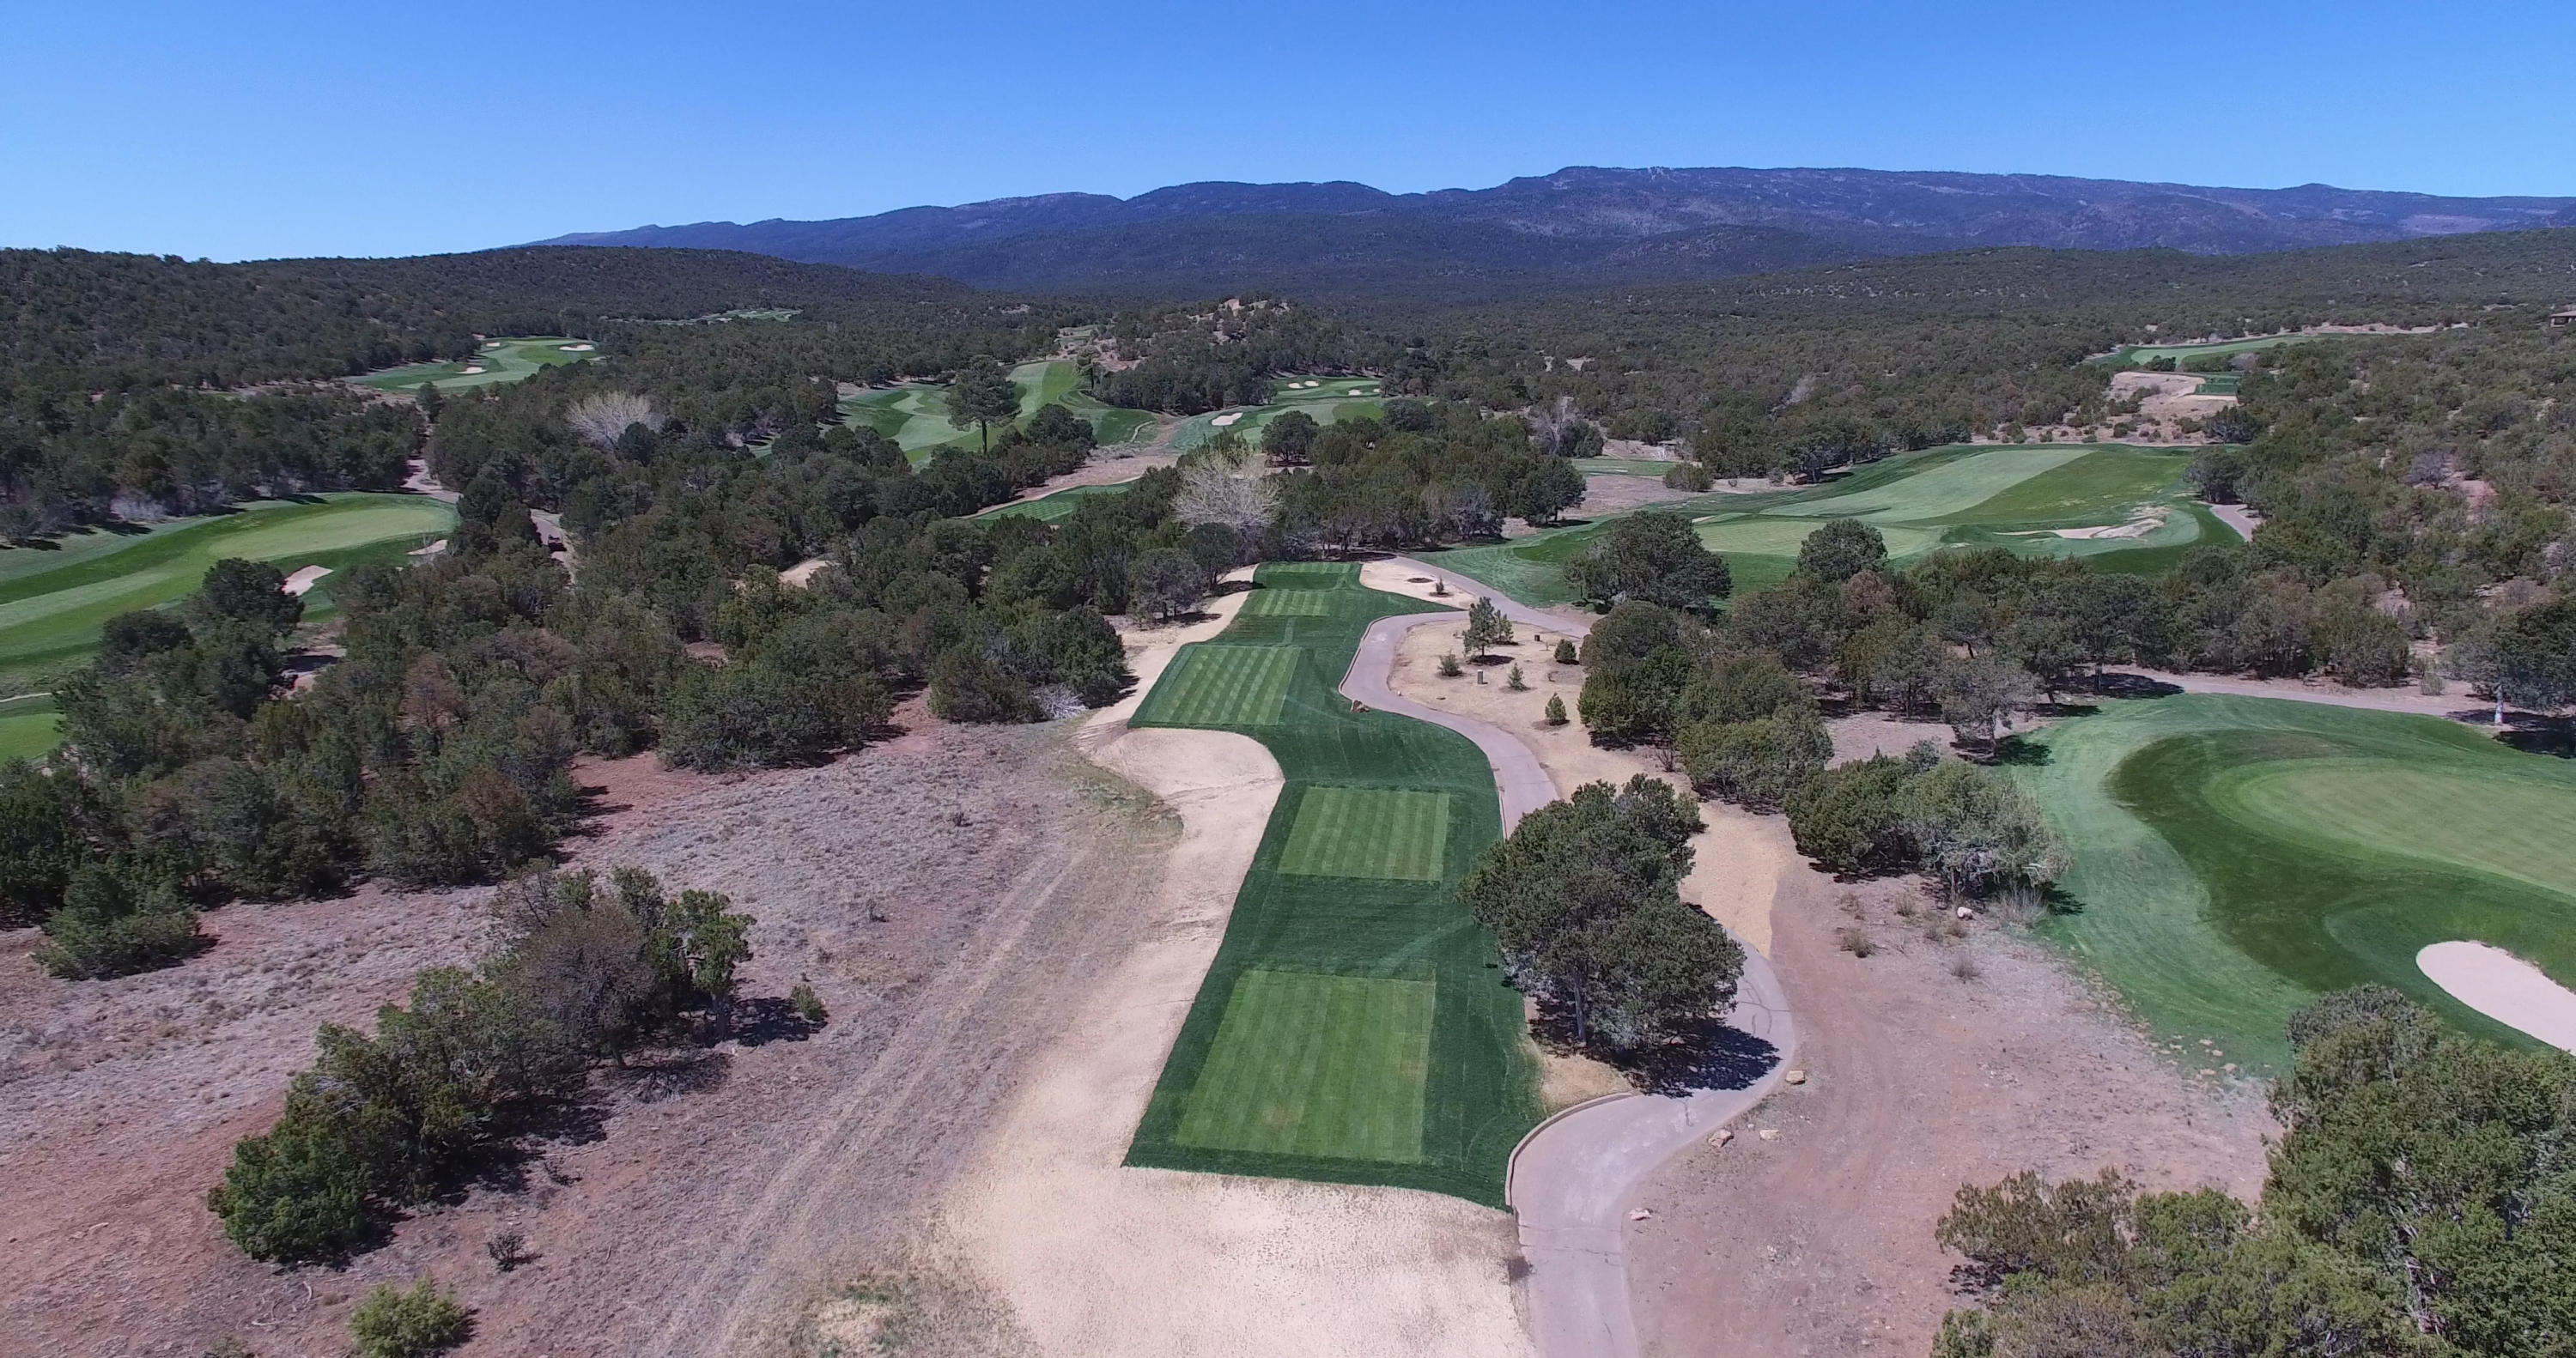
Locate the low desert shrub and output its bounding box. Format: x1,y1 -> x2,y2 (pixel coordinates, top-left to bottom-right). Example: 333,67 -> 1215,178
349,1277 -> 471,1358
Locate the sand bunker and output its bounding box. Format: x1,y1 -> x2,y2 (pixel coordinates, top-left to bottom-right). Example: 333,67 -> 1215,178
1211,411 -> 1244,427
2418,942 -> 2576,1051
461,366 -> 486,374
281,565 -> 331,596
560,343 -> 596,352
409,538 -> 449,557
2040,508 -> 2167,541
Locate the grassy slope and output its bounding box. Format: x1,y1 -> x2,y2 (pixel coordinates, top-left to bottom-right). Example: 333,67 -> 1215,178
1429,442 -> 2210,609
351,336 -> 597,393
0,494 -> 455,685
0,694 -> 58,761
1125,562 -> 1543,1203
2021,694 -> 2576,1069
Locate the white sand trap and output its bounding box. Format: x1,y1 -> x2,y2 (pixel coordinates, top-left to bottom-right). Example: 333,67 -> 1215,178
2419,941 -> 2576,1051
2048,509 -> 2167,541
559,343 -> 596,352
1211,411 -> 1244,427
281,565 -> 331,596
778,556 -> 831,588
409,538 -> 448,557
482,342 -> 503,349
461,366 -> 486,374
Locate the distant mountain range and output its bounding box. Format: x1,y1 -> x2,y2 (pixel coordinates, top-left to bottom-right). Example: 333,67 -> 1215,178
533,166 -> 2576,299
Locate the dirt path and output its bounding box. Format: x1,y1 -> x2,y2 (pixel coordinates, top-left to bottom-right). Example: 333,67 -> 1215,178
2101,665 -> 2482,720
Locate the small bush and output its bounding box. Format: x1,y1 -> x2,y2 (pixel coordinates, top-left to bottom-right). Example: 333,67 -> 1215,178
1950,955 -> 1983,983
1837,926 -> 1877,958
349,1277 -> 471,1358
1663,461 -> 1715,492
33,865 -> 202,979
1554,639 -> 1579,665
789,980 -> 829,1025
1507,664 -> 1528,691
484,1228 -> 528,1272
1437,652 -> 1463,677
1545,694 -> 1568,725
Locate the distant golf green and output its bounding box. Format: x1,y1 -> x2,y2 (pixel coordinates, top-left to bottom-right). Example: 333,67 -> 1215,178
1168,374 -> 1387,452
0,694 -> 59,762
0,494 -> 455,688
841,359 -> 1153,461
1429,442 -> 2221,609
352,336 -> 598,393
1126,562 -> 1541,1203
2020,694 -> 2576,1070
972,480 -> 1135,524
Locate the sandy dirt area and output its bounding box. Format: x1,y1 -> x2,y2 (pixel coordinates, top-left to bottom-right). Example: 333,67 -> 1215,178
2418,941 -> 2576,1051
939,585 -> 1537,1358
2107,369 -> 2237,442
281,564 -> 333,596
1581,474 -> 1698,514
1379,617 -> 1789,956
1,711 -> 1187,1357
1825,711 -> 1957,764
1624,869 -> 2274,1357
779,556 -> 831,587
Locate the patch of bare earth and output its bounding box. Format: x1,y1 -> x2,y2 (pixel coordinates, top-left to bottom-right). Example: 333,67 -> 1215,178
1581,474 -> 1698,513
1,712 -> 1179,1357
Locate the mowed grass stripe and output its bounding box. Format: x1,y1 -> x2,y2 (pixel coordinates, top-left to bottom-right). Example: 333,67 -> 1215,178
1138,644 -> 1298,726
1176,970 -> 1436,1162
1241,589 -> 1333,618
1279,786 -> 1452,881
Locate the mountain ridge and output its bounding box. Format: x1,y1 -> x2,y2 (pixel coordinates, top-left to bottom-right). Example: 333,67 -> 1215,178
536,165 -> 2576,297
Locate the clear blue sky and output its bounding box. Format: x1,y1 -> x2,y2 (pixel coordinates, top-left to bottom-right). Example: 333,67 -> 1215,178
6,2 -> 2571,261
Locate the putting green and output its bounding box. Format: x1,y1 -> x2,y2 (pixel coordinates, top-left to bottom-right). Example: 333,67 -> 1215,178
0,495 -> 456,684
0,694 -> 59,762
1133,643 -> 1300,726
352,336 -> 598,393
1278,787 -> 1453,882
1126,562 -> 1540,1202
1176,969 -> 1437,1162
2022,695 -> 2576,1070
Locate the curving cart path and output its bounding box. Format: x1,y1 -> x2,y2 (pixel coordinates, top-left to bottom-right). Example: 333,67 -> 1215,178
1337,588 -> 1800,1358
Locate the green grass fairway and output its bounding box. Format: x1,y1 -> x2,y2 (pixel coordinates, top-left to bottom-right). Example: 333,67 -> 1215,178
1279,787 -> 1454,881
0,494 -> 455,684
1127,562 -> 1541,1202
1170,376 -> 1388,452
1425,443 -> 2209,611
1240,588 -> 1335,618
352,336 -> 598,393
0,694 -> 60,762
971,481 -> 1133,523
843,361 -> 1137,462
2021,694 -> 2576,1070
1176,969 -> 1437,1161
1133,643 -> 1300,726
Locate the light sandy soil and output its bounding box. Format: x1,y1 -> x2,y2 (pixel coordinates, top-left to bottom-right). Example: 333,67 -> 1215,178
2101,665 -> 2481,720
981,447 -> 1182,512
1826,712 -> 1956,764
1356,559 -> 1594,634
1583,473 -> 1698,514
1625,870 -> 2274,1357
3,706 -> 1188,1357
2106,369 -> 2236,443
2418,941 -> 2576,1051
940,583 -> 1538,1358
281,564 -> 332,596
779,556 -> 831,587
1380,619 -> 1788,956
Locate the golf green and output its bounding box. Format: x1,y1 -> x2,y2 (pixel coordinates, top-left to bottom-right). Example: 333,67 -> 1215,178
352,336 -> 598,393
1126,563 -> 1542,1203
0,494 -> 456,685
2020,694 -> 2576,1070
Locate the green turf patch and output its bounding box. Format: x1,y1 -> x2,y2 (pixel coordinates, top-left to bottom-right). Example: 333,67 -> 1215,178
1176,969 -> 1437,1163
2021,694 -> 2576,1070
1133,644 -> 1299,726
1125,561 -> 1541,1203
351,336 -> 598,393
1279,787 -> 1453,882
0,694 -> 60,762
1240,588 -> 1334,618
0,494 -> 456,684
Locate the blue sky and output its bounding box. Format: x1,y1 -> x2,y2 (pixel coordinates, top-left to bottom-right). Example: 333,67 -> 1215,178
6,2 -> 2571,260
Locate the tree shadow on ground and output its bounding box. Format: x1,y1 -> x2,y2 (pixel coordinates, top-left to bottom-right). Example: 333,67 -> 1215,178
610,1046 -> 732,1105
1991,735 -> 2052,766
732,996 -> 825,1046
1530,1006 -> 1780,1095
2090,672 -> 2184,700
2500,714 -> 2576,758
